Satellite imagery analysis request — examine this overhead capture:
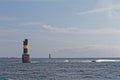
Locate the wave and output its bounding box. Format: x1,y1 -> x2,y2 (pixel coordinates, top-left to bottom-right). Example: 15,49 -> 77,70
30,59 -> 120,63
64,59 -> 120,63
91,59 -> 120,62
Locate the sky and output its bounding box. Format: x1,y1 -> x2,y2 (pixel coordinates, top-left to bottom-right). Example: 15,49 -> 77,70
1,0 -> 120,58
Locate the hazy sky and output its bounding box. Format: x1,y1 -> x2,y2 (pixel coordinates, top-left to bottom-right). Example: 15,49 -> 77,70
1,0 -> 120,58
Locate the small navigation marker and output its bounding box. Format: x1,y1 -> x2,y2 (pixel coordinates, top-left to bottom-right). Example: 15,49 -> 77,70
49,53 -> 51,59
22,39 -> 30,63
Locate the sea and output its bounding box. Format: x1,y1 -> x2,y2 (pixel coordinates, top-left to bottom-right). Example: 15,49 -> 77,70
1,58 -> 120,80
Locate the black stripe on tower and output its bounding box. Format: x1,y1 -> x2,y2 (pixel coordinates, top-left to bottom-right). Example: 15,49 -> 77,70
23,39 -> 28,53
23,39 -> 28,45
24,49 -> 28,53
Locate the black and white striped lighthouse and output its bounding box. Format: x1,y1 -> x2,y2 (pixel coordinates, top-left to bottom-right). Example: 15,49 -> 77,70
22,39 -> 30,63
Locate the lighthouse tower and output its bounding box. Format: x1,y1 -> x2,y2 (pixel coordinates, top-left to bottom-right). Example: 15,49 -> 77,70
22,39 -> 30,63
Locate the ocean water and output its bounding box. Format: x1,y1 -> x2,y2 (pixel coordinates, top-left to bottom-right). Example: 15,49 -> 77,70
0,58 -> 120,80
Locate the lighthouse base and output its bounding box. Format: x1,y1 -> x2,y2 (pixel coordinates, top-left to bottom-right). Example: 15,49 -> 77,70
22,53 -> 30,63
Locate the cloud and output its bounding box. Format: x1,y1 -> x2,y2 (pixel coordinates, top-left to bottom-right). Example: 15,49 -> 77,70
0,16 -> 16,21
78,0 -> 120,18
20,22 -> 120,35
78,5 -> 120,15
78,7 -> 112,15
41,24 -> 120,35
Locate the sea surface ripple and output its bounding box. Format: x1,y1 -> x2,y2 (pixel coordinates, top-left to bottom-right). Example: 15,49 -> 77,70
0,58 -> 120,80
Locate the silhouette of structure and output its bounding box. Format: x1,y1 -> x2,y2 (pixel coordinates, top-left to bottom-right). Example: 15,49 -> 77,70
49,53 -> 51,59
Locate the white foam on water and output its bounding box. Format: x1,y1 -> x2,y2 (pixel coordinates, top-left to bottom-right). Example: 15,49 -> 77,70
94,59 -> 120,62
64,60 -> 70,62
63,59 -> 90,62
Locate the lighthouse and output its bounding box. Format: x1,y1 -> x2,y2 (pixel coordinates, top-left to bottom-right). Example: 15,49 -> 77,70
49,53 -> 51,59
22,39 -> 30,63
